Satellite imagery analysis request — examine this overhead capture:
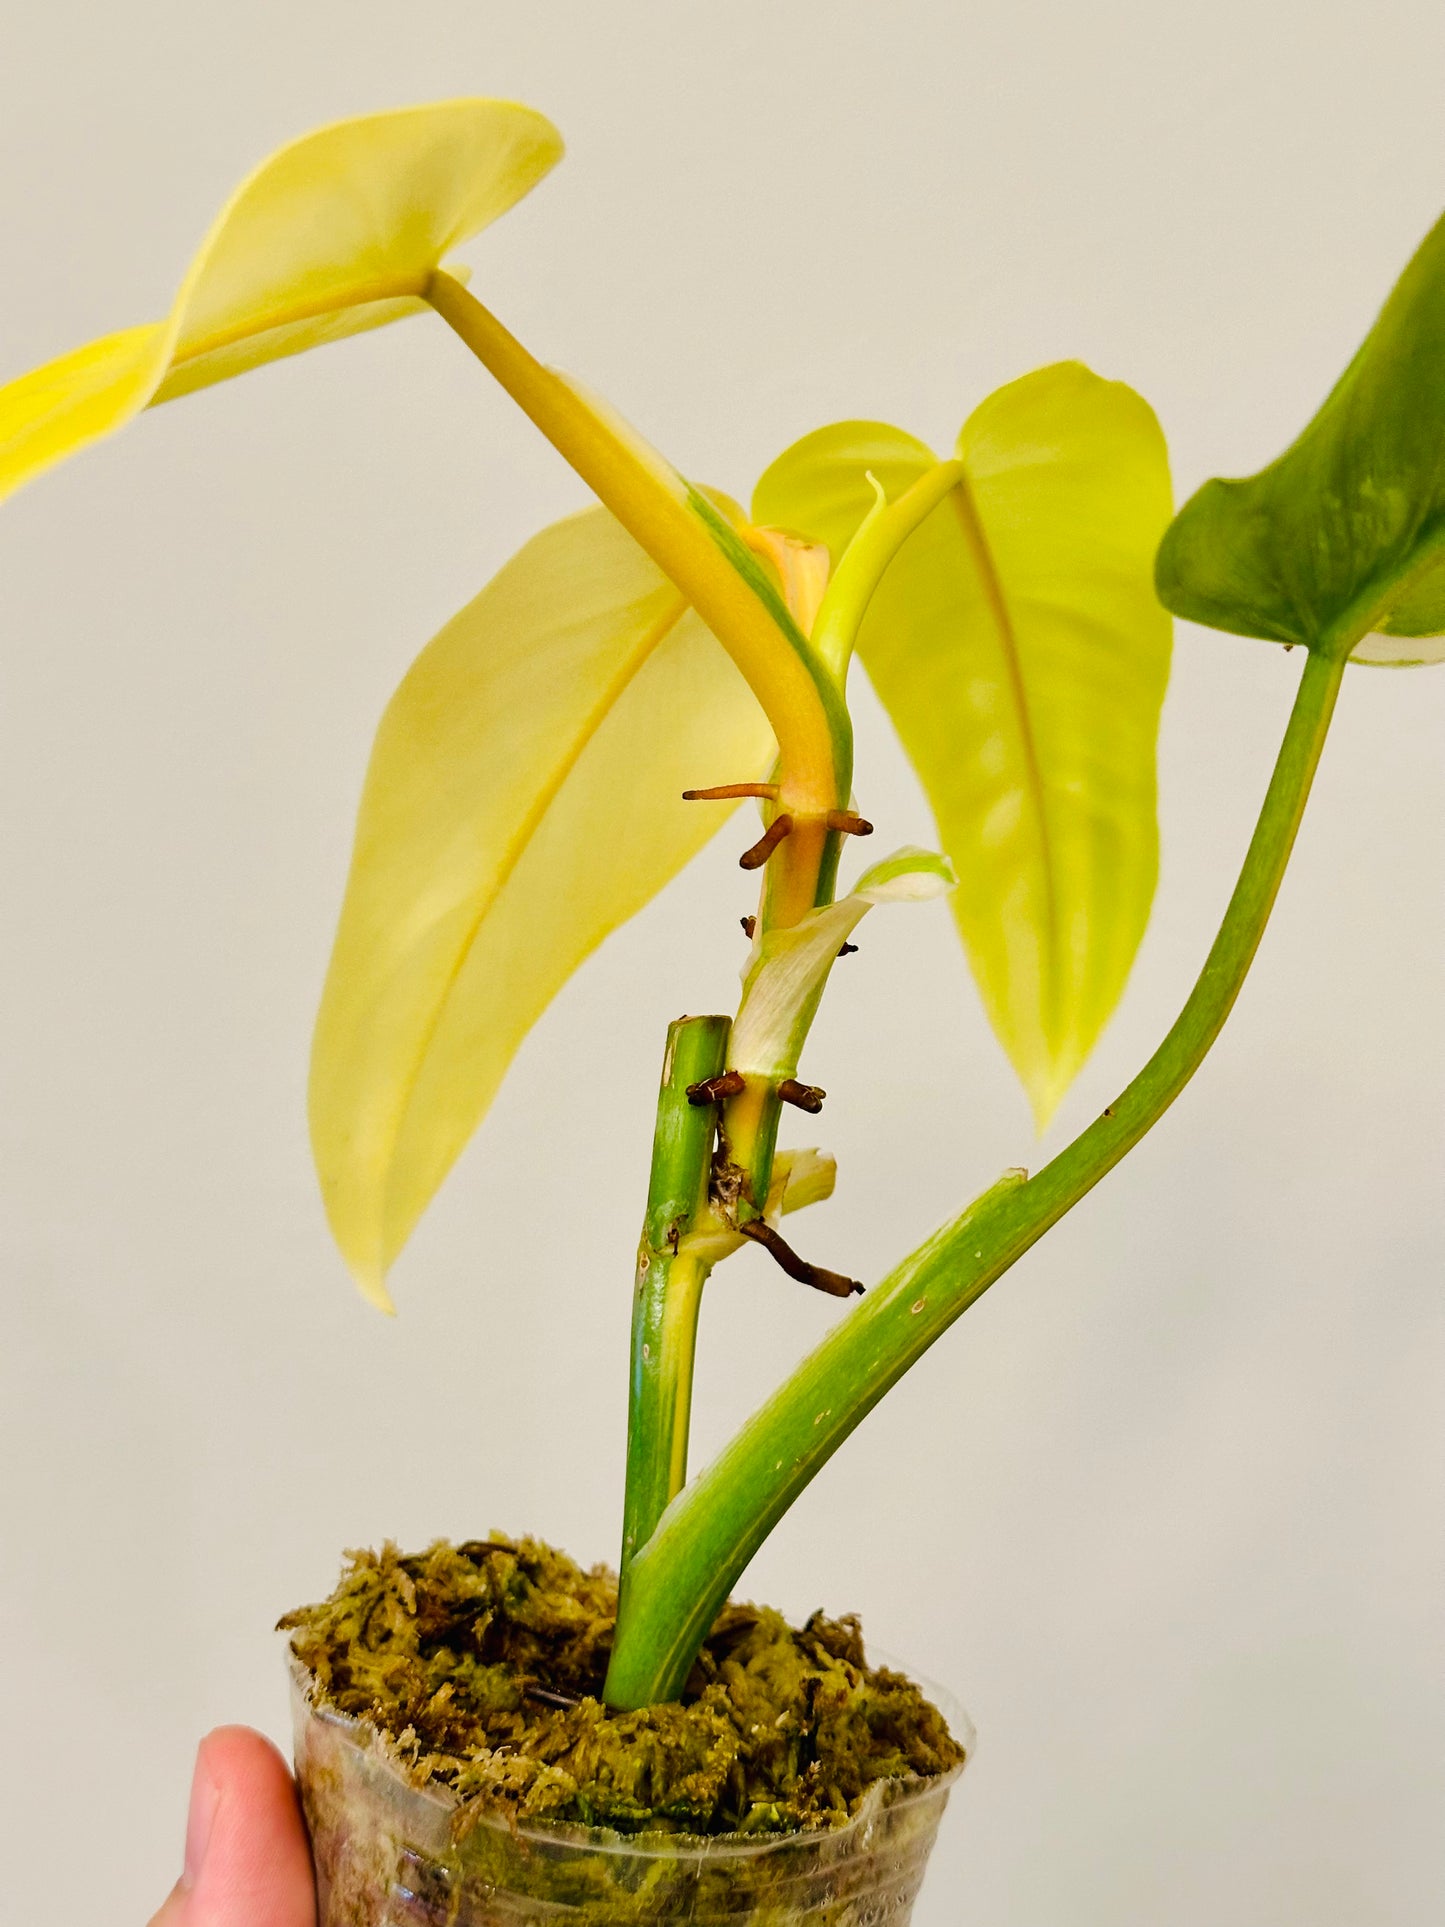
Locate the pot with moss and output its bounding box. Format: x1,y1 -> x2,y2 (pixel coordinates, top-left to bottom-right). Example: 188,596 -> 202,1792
281,1539 -> 968,1925
3,86 -> 1442,1927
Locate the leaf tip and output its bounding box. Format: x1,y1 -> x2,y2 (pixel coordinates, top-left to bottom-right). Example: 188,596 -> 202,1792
1021,1062 -> 1071,1136
351,1262 -> 398,1317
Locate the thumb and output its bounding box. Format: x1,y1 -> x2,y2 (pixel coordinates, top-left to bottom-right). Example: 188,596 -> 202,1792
149,1727 -> 316,1927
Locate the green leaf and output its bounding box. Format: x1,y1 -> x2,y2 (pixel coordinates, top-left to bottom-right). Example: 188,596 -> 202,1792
1157,209 -> 1445,666
753,362 -> 1173,1122
310,505 -> 774,1307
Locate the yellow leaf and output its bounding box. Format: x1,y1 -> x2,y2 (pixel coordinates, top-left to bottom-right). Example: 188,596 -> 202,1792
753,362 -> 1173,1123
0,99 -> 562,502
311,506 -> 775,1305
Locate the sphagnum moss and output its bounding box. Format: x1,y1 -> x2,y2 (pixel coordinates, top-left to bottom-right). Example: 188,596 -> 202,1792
281,1537 -> 963,1838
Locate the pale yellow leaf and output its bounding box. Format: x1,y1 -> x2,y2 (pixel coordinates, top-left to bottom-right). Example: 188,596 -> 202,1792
310,506 -> 775,1304
1,100 -> 561,500
753,363 -> 1173,1122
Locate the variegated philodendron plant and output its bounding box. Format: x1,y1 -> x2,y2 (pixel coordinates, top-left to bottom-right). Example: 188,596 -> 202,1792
4,101 -> 1439,1708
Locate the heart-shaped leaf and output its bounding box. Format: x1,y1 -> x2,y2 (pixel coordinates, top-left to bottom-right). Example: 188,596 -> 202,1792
0,99 -> 562,501
753,362 -> 1173,1122
310,505 -> 774,1306
1157,209 -> 1445,666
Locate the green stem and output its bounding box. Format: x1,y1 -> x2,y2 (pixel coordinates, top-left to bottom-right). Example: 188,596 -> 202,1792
619,1016 -> 730,1605
604,647 -> 1346,1708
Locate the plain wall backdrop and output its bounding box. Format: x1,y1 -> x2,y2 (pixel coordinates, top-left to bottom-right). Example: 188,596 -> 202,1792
1,4 -> 1442,1922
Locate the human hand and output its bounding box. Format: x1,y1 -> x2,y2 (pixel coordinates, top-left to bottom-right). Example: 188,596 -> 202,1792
148,1727 -> 316,1927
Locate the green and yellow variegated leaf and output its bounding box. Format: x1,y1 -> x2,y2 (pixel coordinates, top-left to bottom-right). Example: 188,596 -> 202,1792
1157,208 -> 1445,666
0,99 -> 562,502
311,505 -> 774,1307
729,848 -> 956,1083
753,362 -> 1172,1123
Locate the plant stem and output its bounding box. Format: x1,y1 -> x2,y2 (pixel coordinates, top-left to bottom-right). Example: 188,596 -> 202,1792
424,270 -> 850,821
717,461 -> 974,1219
604,647 -> 1346,1708
619,1016 -> 730,1605
426,270 -> 856,1229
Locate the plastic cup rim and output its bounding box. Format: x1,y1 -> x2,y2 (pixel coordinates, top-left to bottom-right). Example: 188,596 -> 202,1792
288,1643 -> 973,1865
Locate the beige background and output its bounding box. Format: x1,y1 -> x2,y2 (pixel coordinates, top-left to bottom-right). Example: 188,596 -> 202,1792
1,3 -> 1442,1921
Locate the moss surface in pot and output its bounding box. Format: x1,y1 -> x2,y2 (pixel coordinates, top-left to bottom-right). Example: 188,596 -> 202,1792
282,1538 -> 969,1921
2,85 -> 1441,1927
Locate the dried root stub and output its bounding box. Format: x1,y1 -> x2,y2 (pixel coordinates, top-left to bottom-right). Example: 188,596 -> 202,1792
280,1536 -> 963,1838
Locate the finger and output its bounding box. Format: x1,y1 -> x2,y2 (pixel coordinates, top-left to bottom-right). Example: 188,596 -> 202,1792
148,1726 -> 316,1927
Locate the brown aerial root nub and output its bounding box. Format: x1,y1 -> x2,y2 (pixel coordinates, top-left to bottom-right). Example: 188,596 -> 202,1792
778,1078 -> 826,1113
826,810 -> 874,836
739,814 -> 794,870
683,782 -> 780,801
686,1069 -> 746,1107
740,1219 -> 863,1298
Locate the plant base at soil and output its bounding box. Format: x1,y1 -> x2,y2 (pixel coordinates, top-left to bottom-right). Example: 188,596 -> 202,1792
284,1536 -> 969,1924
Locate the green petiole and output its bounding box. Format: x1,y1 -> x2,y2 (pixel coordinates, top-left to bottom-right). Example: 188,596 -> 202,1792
605,646 -> 1346,1708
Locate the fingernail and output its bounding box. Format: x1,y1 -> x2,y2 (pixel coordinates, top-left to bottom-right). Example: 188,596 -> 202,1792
181,1746 -> 220,1890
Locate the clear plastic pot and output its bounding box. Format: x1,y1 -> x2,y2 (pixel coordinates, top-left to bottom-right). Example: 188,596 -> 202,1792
290,1653 -> 971,1925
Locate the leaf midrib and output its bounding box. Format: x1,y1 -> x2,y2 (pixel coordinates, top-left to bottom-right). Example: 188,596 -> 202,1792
946,477 -> 1061,1029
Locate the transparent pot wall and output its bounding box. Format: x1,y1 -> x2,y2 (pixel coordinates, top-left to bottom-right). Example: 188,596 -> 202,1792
291,1663 -> 969,1926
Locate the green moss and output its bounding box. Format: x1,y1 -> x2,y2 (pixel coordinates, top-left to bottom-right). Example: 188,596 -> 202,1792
280,1536 -> 962,1839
